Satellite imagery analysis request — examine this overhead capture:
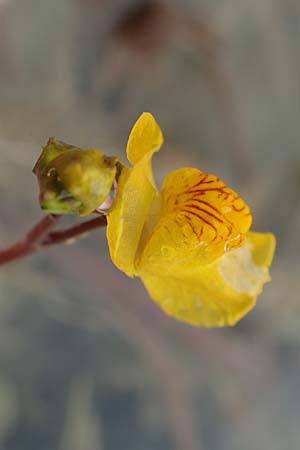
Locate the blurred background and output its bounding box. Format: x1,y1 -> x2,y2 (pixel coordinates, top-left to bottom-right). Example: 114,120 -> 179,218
0,1 -> 300,449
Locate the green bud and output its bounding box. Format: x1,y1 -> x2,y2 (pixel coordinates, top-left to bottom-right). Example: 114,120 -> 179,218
33,138 -> 118,216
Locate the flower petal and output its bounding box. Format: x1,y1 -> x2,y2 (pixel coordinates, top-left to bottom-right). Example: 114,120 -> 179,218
137,231 -> 275,327
126,112 -> 163,165
106,113 -> 164,277
137,167 -> 252,268
106,163 -> 157,277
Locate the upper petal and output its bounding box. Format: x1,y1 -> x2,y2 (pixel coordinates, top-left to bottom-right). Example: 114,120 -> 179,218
126,112 -> 163,165
106,113 -> 163,277
106,161 -> 157,277
137,231 -> 276,327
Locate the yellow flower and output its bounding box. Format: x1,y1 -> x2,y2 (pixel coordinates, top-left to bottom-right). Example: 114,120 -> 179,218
107,113 -> 276,327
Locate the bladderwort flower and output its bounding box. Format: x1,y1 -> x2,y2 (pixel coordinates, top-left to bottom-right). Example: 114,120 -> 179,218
34,113 -> 275,327
107,113 -> 275,327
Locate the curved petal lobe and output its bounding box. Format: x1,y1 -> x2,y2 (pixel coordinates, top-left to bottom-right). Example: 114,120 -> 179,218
107,113 -> 163,277
138,231 -> 275,327
126,112 -> 163,165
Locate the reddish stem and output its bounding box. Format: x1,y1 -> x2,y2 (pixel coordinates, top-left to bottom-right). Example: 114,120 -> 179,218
43,215 -> 107,246
0,214 -> 107,267
0,215 -> 60,266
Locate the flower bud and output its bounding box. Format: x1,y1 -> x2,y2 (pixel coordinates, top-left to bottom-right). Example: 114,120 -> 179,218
33,138 -> 118,216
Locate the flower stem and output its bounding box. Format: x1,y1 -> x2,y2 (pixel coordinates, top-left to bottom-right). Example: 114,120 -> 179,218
0,214 -> 107,267
42,215 -> 107,246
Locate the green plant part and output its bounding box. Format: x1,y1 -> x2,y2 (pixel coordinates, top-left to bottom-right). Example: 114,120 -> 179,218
33,138 -> 119,216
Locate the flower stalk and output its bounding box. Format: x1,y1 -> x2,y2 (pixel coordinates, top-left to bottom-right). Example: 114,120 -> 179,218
0,214 -> 107,267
